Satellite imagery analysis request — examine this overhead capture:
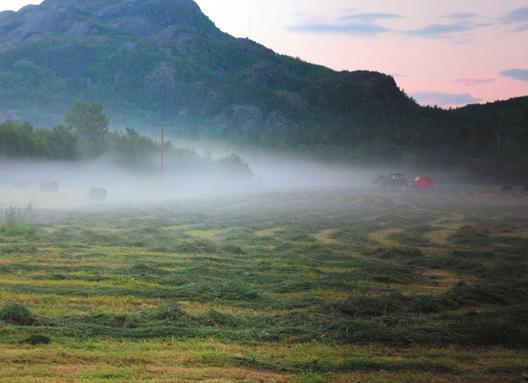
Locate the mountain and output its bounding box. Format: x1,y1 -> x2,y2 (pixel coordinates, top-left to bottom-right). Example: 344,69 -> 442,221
0,0 -> 416,128
0,0 -> 526,176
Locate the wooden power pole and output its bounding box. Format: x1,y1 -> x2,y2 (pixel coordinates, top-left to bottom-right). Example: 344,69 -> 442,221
153,123 -> 168,181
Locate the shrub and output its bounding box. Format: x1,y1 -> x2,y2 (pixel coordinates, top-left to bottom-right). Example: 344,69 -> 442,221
0,220 -> 36,237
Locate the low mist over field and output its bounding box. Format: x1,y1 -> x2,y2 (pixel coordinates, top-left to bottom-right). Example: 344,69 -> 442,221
0,158 -> 247,209
0,154 -> 381,210
2,153 -> 527,213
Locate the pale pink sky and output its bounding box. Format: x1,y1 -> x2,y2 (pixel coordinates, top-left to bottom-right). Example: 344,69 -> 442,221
2,0 -> 527,107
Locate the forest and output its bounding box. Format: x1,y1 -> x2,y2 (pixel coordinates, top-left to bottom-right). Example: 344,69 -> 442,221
2,97 -> 527,181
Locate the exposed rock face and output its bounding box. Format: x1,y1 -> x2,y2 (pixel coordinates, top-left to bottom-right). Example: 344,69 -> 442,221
12,59 -> 37,69
158,26 -> 198,50
95,0 -> 204,29
0,0 -> 218,45
267,111 -> 292,132
232,105 -> 263,131
242,62 -> 288,88
68,21 -> 99,37
0,11 -> 16,30
145,61 -> 178,89
2,7 -> 61,43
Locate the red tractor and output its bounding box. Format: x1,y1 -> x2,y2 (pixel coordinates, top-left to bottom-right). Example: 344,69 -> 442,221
413,176 -> 434,190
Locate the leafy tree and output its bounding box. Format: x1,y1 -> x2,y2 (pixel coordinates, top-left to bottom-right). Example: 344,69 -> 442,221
65,101 -> 109,158
34,125 -> 77,160
107,128 -> 159,168
0,121 -> 36,157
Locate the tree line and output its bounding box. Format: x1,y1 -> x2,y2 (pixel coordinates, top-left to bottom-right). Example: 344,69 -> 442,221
0,101 -> 253,176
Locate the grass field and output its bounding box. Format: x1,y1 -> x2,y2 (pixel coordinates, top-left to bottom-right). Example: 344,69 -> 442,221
0,190 -> 527,382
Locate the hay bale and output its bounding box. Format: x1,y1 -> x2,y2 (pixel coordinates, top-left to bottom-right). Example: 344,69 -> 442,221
40,181 -> 58,193
89,188 -> 108,202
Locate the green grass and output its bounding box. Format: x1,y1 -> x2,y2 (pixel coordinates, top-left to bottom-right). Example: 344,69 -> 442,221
0,191 -> 527,382
0,221 -> 37,237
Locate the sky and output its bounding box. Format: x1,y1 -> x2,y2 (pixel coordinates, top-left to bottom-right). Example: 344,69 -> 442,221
1,0 -> 527,108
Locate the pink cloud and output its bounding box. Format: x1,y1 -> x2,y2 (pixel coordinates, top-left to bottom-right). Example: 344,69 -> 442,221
456,78 -> 496,86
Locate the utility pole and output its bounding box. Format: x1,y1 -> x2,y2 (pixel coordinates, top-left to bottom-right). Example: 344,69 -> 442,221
153,123 -> 169,181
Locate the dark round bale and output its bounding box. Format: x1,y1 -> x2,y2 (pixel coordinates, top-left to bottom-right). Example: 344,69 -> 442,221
21,335 -> 51,345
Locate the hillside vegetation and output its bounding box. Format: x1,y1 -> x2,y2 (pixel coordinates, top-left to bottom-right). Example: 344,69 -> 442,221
0,0 -> 526,176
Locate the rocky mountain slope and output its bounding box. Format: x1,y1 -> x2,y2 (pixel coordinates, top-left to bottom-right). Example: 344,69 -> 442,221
0,0 -> 416,133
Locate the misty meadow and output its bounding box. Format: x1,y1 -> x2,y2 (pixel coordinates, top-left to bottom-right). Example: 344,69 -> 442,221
0,0 -> 527,383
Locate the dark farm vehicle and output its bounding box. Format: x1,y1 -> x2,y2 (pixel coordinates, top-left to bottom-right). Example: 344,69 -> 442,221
373,173 -> 409,191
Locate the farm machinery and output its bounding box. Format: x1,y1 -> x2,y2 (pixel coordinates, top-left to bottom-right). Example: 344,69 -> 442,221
373,173 -> 435,191
372,173 -> 409,191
